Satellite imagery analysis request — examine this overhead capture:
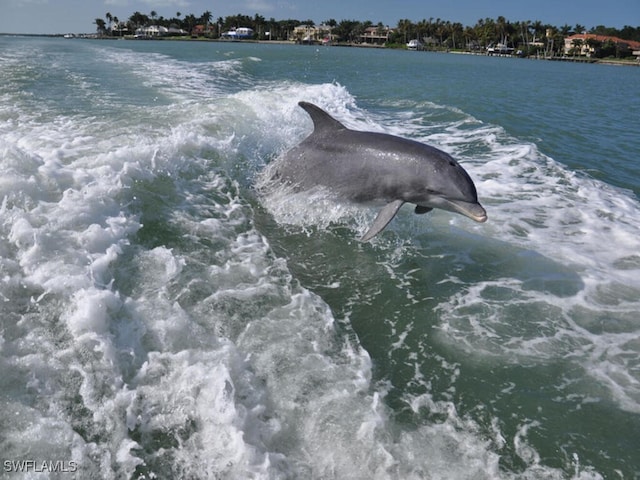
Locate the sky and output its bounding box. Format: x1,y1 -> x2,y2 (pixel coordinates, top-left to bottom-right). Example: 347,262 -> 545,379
1,0 -> 638,35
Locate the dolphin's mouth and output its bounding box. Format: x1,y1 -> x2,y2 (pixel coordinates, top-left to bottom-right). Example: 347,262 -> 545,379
443,198 -> 488,223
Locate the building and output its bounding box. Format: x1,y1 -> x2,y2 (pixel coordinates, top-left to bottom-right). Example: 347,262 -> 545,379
360,26 -> 393,45
191,25 -> 214,37
135,25 -> 168,37
110,22 -> 129,36
134,25 -> 187,37
564,34 -> 640,57
291,25 -> 334,43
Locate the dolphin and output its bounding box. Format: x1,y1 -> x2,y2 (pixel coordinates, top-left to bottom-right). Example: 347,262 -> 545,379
271,101 -> 487,241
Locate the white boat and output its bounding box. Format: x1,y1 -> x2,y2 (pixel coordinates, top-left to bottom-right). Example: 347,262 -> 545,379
407,39 -> 423,50
221,27 -> 254,40
487,42 -> 514,56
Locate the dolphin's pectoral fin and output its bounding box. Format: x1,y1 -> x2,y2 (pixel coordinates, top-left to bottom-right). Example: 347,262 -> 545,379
414,206 -> 433,215
360,200 -> 405,242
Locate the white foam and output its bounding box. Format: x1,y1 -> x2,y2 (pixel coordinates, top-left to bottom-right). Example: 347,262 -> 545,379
405,110 -> 640,414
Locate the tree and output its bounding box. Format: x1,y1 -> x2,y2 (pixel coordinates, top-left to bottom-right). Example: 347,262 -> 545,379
449,22 -> 463,49
463,25 -> 478,51
397,18 -> 413,44
201,10 -> 212,26
619,25 -> 640,42
570,38 -> 584,57
254,14 -> 266,38
105,12 -> 113,34
129,11 -> 149,29
273,19 -> 301,41
112,16 -> 123,36
88,8 -> 634,58
434,19 -> 446,46
94,18 -> 106,35
324,19 -> 337,28
333,19 -> 360,43
518,20 -> 531,51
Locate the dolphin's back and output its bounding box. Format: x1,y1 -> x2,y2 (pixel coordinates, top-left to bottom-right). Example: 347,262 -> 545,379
278,103 -> 457,202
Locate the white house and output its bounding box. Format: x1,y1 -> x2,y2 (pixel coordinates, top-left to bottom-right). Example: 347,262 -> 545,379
135,25 -> 168,37
134,25 -> 187,38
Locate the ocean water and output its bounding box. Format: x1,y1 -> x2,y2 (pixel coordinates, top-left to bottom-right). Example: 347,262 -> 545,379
1,36 -> 639,479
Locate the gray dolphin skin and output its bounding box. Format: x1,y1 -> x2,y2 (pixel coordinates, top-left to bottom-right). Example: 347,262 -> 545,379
272,101 -> 487,241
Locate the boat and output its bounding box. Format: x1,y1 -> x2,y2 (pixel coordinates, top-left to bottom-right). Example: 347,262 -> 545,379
487,41 -> 515,56
407,39 -> 423,51
221,27 -> 254,40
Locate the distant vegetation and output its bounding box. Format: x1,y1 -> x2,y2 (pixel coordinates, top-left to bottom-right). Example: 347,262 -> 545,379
94,11 -> 640,59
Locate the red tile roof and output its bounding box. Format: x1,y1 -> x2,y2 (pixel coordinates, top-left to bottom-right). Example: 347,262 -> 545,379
566,34 -> 640,51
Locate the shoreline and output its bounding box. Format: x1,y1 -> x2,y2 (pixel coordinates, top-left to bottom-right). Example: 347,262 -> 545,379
119,36 -> 640,66
4,32 -> 638,66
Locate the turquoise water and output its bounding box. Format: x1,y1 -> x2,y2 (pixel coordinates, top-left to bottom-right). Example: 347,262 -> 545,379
1,36 -> 639,479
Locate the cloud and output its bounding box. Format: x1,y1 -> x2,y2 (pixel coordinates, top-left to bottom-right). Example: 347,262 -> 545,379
9,0 -> 48,6
245,0 -> 275,11
104,0 -> 190,7
139,0 -> 189,7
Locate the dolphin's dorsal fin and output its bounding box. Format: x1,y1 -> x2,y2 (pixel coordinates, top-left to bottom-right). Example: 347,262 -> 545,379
298,101 -> 347,135
360,200 -> 405,242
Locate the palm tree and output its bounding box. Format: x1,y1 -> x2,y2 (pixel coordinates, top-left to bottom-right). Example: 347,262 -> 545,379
415,19 -> 429,45
518,20 -> 531,51
585,37 -> 601,57
94,18 -> 106,36
450,22 -> 463,49
254,14 -> 265,39
435,19 -> 447,47
201,10 -> 212,26
531,20 -> 545,43
571,38 -> 584,57
183,14 -> 197,33
105,12 -> 113,33
495,16 -> 508,46
397,18 -> 412,44
475,17 -> 496,49
464,25 -> 480,51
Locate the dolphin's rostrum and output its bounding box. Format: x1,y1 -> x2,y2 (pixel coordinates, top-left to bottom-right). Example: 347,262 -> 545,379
271,101 -> 487,241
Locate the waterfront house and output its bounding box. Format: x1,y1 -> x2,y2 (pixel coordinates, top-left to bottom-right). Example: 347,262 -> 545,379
360,26 -> 393,45
110,22 -> 129,36
135,25 -> 187,38
135,25 -> 168,37
564,34 -> 640,57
